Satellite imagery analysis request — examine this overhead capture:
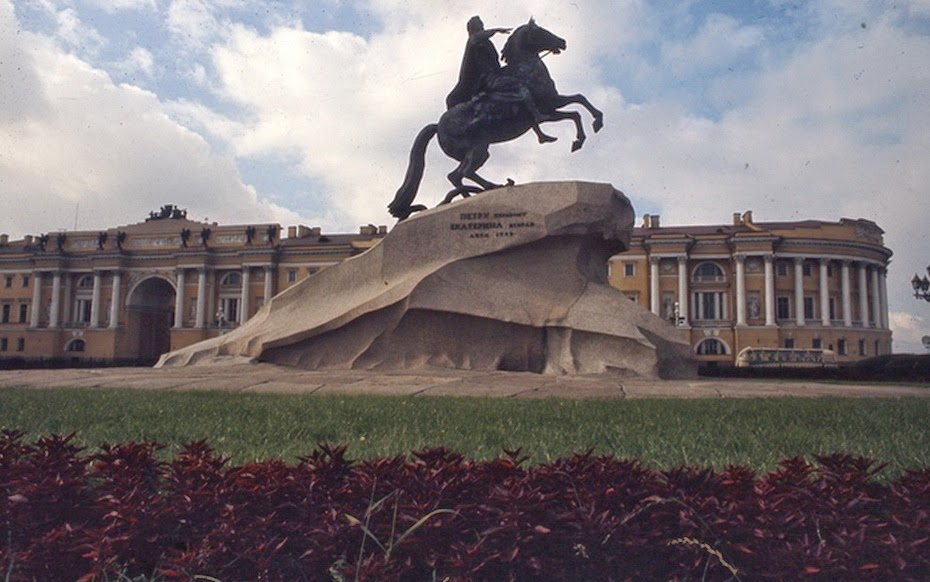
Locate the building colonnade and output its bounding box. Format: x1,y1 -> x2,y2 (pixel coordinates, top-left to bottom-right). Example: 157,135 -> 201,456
644,253 -> 889,331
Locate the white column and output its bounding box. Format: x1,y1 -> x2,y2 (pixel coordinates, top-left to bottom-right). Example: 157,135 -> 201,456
174,269 -> 186,329
89,271 -> 102,328
870,265 -> 881,330
49,272 -> 62,328
819,259 -> 830,327
109,272 -> 121,329
879,267 -> 889,329
764,254 -> 776,326
649,257 -> 660,316
60,275 -> 71,325
195,269 -> 207,328
207,270 -> 216,327
794,257 -> 805,326
263,266 -> 274,303
239,267 -> 251,324
734,254 -> 747,326
30,272 -> 43,327
841,261 -> 852,327
858,263 -> 869,327
677,255 -> 689,327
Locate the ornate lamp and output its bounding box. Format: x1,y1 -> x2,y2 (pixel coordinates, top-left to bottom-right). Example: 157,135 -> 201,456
913,265 -> 930,302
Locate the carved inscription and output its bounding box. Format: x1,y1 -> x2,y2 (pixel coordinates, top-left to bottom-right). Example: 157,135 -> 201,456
450,211 -> 539,239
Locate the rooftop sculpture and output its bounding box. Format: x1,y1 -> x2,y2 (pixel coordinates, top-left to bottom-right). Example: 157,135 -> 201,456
388,17 -> 604,220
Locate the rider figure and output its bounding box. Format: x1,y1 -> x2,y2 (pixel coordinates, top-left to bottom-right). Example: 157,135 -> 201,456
445,16 -> 508,109
446,16 -> 556,144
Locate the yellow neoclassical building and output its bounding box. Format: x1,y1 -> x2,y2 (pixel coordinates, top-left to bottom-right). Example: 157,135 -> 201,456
608,211 -> 893,366
0,206 -> 385,365
2,206 -> 893,368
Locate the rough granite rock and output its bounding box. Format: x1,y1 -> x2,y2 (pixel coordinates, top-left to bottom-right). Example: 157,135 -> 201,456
156,181 -> 696,378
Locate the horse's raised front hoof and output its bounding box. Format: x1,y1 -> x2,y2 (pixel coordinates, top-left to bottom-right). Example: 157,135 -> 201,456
538,134 -> 557,144
571,139 -> 584,152
593,117 -> 604,133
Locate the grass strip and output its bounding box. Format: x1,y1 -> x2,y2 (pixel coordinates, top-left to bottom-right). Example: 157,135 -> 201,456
0,387 -> 927,476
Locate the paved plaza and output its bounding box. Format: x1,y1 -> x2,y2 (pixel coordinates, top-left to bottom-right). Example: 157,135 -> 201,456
0,363 -> 926,399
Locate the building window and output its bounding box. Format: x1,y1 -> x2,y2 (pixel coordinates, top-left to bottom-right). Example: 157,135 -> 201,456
78,275 -> 94,288
838,339 -> 848,356
784,338 -> 795,349
692,291 -> 726,321
0,338 -> 7,351
623,262 -> 636,277
696,338 -> 727,355
776,261 -> 789,277
827,264 -> 834,277
829,297 -> 837,321
66,339 -> 86,352
776,296 -> 791,320
859,339 -> 866,356
218,297 -> 238,325
802,262 -> 812,277
18,303 -> 28,323
803,296 -> 815,320
221,272 -> 242,287
874,340 -> 881,356
1,304 -> 10,323
21,275 -> 29,288
287,269 -> 297,283
16,338 -> 24,352
812,338 -> 822,349
3,276 -> 12,288
74,298 -> 92,324
693,262 -> 725,283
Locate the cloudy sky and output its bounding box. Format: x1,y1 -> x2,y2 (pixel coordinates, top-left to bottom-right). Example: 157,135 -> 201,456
2,0 -> 929,352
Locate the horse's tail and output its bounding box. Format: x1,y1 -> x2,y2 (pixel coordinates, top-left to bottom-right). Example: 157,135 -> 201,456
388,123 -> 438,219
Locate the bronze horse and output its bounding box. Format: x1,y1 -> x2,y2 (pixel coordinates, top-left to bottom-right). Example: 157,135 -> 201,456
388,19 -> 604,220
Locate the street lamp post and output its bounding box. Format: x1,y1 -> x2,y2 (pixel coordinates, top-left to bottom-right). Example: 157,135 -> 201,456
912,265 -> 930,302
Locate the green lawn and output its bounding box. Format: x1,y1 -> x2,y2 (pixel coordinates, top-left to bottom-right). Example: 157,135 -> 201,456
1,387 -> 928,476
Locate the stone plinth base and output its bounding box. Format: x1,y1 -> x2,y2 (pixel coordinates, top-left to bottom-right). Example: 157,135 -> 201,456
156,182 -> 695,379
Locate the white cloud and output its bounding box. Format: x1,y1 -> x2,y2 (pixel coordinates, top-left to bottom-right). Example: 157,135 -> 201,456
166,0 -> 229,50
889,312 -> 929,354
0,7 -> 304,240
114,46 -> 154,78
83,0 -> 157,11
41,4 -> 107,55
661,13 -> 764,72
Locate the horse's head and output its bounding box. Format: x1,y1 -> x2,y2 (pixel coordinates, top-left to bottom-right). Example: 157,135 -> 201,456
501,18 -> 566,64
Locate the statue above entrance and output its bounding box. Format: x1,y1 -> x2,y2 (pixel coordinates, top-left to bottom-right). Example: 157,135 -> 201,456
388,17 -> 604,220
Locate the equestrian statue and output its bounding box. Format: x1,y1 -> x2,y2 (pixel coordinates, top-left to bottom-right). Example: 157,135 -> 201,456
387,17 -> 604,220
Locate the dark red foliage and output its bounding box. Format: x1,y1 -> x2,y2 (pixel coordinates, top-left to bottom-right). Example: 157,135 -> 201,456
2,432 -> 929,581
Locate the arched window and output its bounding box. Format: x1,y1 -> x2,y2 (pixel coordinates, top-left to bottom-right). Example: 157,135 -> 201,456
78,275 -> 95,288
695,338 -> 728,355
692,262 -> 725,282
220,272 -> 242,287
66,339 -> 86,352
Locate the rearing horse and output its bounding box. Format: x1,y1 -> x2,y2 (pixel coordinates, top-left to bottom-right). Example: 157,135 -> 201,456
388,19 -> 604,220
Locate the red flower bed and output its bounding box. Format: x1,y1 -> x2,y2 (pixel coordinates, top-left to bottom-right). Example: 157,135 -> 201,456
2,429 -> 929,581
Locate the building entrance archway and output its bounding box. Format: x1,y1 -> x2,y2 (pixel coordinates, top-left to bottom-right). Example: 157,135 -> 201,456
127,277 -> 175,363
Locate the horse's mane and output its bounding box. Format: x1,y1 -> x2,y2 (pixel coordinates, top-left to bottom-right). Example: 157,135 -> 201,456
501,18 -> 534,64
